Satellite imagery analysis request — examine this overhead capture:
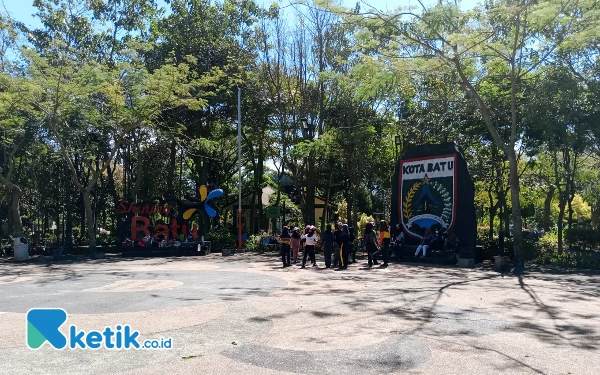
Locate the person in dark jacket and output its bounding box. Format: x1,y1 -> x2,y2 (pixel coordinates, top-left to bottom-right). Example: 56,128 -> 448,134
321,225 -> 334,268
338,224 -> 351,270
280,226 -> 292,267
333,222 -> 342,268
348,226 -> 356,264
393,223 -> 405,259
363,222 -> 380,268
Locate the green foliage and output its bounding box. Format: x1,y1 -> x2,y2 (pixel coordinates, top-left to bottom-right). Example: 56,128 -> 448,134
2,0 -> 600,260
245,234 -> 262,252
207,227 -> 235,247
357,214 -> 374,236
565,228 -> 600,251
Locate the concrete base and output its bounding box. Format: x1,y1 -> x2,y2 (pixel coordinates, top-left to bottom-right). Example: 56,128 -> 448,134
493,256 -> 511,273
13,239 -> 29,261
222,249 -> 234,256
91,251 -> 106,259
457,257 -> 474,268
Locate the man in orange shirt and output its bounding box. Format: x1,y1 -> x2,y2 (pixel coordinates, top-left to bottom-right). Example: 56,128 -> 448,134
378,220 -> 391,266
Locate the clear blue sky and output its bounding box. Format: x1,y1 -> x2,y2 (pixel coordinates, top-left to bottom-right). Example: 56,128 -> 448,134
2,0 -> 481,30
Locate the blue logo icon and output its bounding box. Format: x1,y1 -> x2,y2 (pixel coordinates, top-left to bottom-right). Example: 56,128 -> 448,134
27,308 -> 68,349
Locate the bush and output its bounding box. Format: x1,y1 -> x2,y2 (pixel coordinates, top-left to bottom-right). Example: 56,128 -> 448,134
534,235 -> 559,265
565,227 -> 600,251
523,239 -> 538,261
207,228 -> 235,247
245,234 -> 262,252
357,214 -> 375,236
477,226 -> 490,244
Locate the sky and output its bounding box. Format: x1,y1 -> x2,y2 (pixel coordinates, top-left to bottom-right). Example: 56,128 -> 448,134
2,0 -> 481,30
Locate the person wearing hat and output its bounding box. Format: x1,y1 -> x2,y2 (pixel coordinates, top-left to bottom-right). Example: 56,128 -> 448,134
291,227 -> 301,263
301,226 -> 319,268
280,226 -> 292,267
321,224 -> 334,268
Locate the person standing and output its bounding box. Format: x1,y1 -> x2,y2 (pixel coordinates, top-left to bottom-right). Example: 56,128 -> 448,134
378,220 -> 391,266
291,227 -> 301,264
280,226 -> 292,267
363,222 -> 380,267
348,226 -> 357,263
301,226 -> 319,268
321,225 -> 334,268
333,222 -> 342,268
338,224 -> 351,270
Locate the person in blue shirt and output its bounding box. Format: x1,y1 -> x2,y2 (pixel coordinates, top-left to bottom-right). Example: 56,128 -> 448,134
321,225 -> 334,268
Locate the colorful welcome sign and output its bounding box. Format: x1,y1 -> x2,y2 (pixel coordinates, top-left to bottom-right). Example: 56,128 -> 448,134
116,185 -> 223,241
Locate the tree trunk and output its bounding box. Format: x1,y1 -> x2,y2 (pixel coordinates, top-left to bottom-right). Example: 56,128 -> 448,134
488,189 -> 495,240
82,190 -> 97,253
66,185 -> 73,247
321,161 -> 333,232
79,193 -> 86,240
507,148 -> 524,268
557,193 -> 566,254
306,153 -> 315,225
258,137 -> 265,231
10,186 -> 23,237
552,151 -> 564,253
565,151 -> 576,228
167,139 -> 177,196
543,186 -> 555,232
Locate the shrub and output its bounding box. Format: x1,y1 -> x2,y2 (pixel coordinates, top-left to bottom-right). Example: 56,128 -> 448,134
207,228 -> 235,247
245,234 -> 262,252
534,235 -> 558,265
477,226 -> 490,244
523,239 -> 538,261
565,227 -> 600,251
357,214 -> 375,236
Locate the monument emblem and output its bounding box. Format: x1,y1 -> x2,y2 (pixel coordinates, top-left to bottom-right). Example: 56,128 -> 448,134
400,155 -> 456,239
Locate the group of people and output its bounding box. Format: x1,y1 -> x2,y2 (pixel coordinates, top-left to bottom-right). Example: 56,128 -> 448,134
278,220 -> 407,270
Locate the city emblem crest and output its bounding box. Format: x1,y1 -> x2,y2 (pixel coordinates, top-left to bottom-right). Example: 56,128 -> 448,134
400,155 -> 457,239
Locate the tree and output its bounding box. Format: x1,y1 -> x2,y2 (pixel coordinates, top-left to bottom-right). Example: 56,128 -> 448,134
334,0 -> 598,270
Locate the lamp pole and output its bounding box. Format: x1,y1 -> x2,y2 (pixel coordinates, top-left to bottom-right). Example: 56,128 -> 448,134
301,118 -> 315,225
237,87 -> 242,250
395,134 -> 402,160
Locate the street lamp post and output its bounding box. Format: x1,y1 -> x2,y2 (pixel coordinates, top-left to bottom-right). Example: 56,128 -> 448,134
301,118 -> 315,225
394,134 -> 402,160
237,87 -> 242,250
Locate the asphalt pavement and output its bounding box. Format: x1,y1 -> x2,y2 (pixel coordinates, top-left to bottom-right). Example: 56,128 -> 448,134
0,253 -> 598,375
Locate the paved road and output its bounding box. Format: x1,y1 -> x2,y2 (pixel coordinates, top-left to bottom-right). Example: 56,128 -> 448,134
0,254 -> 599,374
